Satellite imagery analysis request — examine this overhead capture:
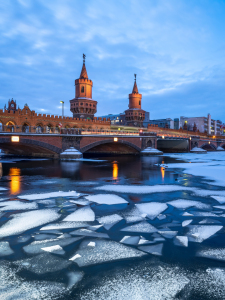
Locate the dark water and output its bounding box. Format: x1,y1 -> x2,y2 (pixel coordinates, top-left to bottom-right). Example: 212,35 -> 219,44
0,155 -> 225,299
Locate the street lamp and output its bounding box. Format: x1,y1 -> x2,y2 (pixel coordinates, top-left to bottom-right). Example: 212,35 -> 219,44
60,101 -> 64,118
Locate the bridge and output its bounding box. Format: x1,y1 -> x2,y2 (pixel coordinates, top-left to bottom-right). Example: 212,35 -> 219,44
0,126 -> 225,157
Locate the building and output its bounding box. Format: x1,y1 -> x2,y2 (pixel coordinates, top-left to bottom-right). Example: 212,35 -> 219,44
124,75 -> 146,127
97,113 -> 125,125
180,114 -> 222,135
70,54 -> 97,120
144,118 -> 175,129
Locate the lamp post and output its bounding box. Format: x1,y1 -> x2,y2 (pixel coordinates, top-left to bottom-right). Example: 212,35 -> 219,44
60,101 -> 64,118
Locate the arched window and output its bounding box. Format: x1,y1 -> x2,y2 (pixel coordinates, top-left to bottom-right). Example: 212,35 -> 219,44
22,123 -> 29,133
81,86 -> 84,93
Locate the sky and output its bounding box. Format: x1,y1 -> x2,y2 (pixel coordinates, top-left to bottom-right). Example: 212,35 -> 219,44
0,0 -> 225,121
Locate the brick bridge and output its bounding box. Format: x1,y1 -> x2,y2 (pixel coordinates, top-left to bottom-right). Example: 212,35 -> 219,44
0,130 -> 224,157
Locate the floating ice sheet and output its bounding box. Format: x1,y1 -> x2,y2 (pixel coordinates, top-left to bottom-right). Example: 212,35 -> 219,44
0,200 -> 38,211
23,236 -> 82,254
67,271 -> 84,289
69,199 -> 90,206
0,209 -> 60,238
197,247 -> 225,261
213,205 -> 225,209
18,191 -> 80,200
33,233 -> 58,240
167,199 -> 209,210
199,218 -> 221,224
41,245 -> 65,255
182,219 -> 193,227
174,236 -> 188,247
15,253 -> 71,274
63,206 -> 95,222
0,241 -> 14,256
185,211 -> 219,217
158,231 -> 178,239
211,196 -> 225,204
187,225 -> 223,243
85,194 -> 128,205
122,207 -> 145,223
40,221 -> 89,231
0,187 -> 7,191
136,203 -> 168,220
37,199 -> 56,205
138,243 -> 163,256
70,239 -> 146,267
97,214 -> 123,230
70,228 -> 109,239
121,221 -> 157,233
120,236 -> 140,245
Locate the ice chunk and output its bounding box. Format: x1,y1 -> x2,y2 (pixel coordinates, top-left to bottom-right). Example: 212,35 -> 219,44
197,247 -> 225,261
187,212 -> 219,217
88,224 -> 103,231
0,209 -> 60,238
120,236 -> 140,245
85,194 -> 128,205
69,254 -> 81,261
18,191 -> 80,200
167,199 -> 209,210
95,184 -> 193,194
211,196 -> 225,204
121,221 -> 157,233
23,237 -> 82,254
0,241 -> 14,256
199,218 -> 222,224
0,187 -> 7,191
158,231 -> 178,239
41,245 -> 65,255
15,253 -> 71,274
69,199 -> 90,206
70,228 -> 109,239
122,207 -> 145,223
97,214 -> 123,230
182,212 -> 194,216
182,219 -> 193,227
16,235 -> 31,243
213,205 -> 225,209
138,243 -> 163,256
0,200 -> 38,211
158,214 -> 166,220
67,271 -> 84,289
70,239 -> 146,267
33,233 -> 58,240
174,236 -> 188,247
37,199 -> 56,205
187,225 -> 223,243
88,241 -> 96,247
138,237 -> 153,245
63,206 -> 95,222
136,203 -> 168,220
40,221 -> 89,230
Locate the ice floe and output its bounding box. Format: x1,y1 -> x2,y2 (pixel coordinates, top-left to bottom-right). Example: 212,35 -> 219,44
0,209 -> 60,238
0,200 -> 38,211
182,219 -> 193,227
136,203 -> 168,220
199,218 -> 221,224
213,205 -> 225,209
41,245 -> 65,255
70,228 -> 109,239
122,207 -> 145,223
158,231 -> 178,239
95,184 -> 193,194
211,195 -> 225,204
186,225 -> 223,243
0,241 -> 14,256
121,221 -> 157,233
63,206 -> 95,222
120,236 -> 140,245
18,191 -> 80,200
0,187 -> 7,191
184,211 -> 219,217
67,271 -> 84,289
97,214 -> 123,230
40,221 -> 89,231
70,239 -> 146,267
138,243 -> 163,256
197,247 -> 225,261
23,236 -> 83,254
85,194 -> 128,205
167,199 -> 209,210
69,199 -> 90,206
174,236 -> 188,247
33,233 -> 58,240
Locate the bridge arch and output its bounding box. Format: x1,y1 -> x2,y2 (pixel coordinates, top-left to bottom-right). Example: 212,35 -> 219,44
80,139 -> 141,154
220,143 -> 225,149
201,142 -> 217,151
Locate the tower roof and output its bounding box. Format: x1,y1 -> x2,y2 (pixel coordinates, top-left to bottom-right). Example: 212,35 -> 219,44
132,73 -> 139,94
80,63 -> 88,79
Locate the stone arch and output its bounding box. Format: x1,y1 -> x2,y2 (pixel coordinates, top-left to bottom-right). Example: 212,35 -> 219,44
220,144 -> 225,150
6,121 -> 16,132
22,122 -> 30,133
65,125 -> 70,128
201,143 -> 217,151
191,141 -> 199,149
36,123 -> 44,133
80,139 -> 141,153
46,123 -> 54,133
147,140 -> 152,147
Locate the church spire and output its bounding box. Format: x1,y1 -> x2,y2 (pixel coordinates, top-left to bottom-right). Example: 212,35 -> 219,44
80,54 -> 88,79
132,74 -> 139,94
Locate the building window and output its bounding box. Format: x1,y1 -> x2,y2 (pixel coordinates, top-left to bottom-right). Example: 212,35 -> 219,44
80,103 -> 83,105
81,86 -> 84,93
139,101 -> 141,105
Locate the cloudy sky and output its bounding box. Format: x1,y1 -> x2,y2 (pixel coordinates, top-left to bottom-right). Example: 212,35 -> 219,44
1,0 -> 225,121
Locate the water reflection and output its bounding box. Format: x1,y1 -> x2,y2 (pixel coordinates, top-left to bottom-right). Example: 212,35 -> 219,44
161,167 -> 165,182
9,167 -> 21,195
0,163 -> 2,179
112,161 -> 118,180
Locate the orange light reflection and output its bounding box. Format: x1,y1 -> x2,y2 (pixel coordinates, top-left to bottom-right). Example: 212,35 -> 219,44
9,167 -> 21,195
161,167 -> 165,182
112,162 -> 118,180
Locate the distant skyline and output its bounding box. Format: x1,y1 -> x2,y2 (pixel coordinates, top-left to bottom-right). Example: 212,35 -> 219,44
1,0 -> 225,121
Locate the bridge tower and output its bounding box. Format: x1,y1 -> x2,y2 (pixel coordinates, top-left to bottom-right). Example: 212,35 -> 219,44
125,74 -> 145,127
70,54 -> 97,120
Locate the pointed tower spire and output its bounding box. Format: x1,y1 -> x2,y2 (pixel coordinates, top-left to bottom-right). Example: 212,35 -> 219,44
132,74 -> 139,94
80,54 -> 88,79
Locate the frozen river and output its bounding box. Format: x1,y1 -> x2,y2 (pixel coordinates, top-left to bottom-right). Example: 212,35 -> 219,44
1,152 -> 225,299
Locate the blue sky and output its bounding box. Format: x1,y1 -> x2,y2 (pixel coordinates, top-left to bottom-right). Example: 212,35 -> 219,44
0,0 -> 225,121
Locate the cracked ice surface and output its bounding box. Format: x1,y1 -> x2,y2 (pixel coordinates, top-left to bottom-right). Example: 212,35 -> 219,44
0,241 -> 14,256
40,221 -> 89,230
85,194 -> 128,204
139,243 -> 163,256
136,203 -> 168,220
122,207 -> 145,223
18,190 -> 80,200
121,221 -> 158,233
197,247 -> 225,261
97,214 -> 123,230
120,236 -> 140,245
186,225 -> 223,243
0,209 -> 60,238
70,239 -> 146,267
63,206 -> 95,222
70,228 -> 109,239
0,200 -> 38,211
167,199 -> 209,210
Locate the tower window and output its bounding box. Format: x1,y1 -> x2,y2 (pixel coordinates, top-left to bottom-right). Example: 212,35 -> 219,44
81,86 -> 84,93
139,101 -> 141,105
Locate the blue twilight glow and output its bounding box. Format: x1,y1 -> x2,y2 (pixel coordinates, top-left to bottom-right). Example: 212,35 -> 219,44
0,0 -> 225,120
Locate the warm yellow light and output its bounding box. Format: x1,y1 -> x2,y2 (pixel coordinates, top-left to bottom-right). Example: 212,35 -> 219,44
161,167 -> 165,181
162,135 -> 164,139
9,167 -> 21,195
112,162 -> 118,180
189,137 -> 191,140
118,128 -> 120,130
209,141 -> 210,144
60,101 -> 64,103
114,137 -> 118,142
11,136 -> 19,142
